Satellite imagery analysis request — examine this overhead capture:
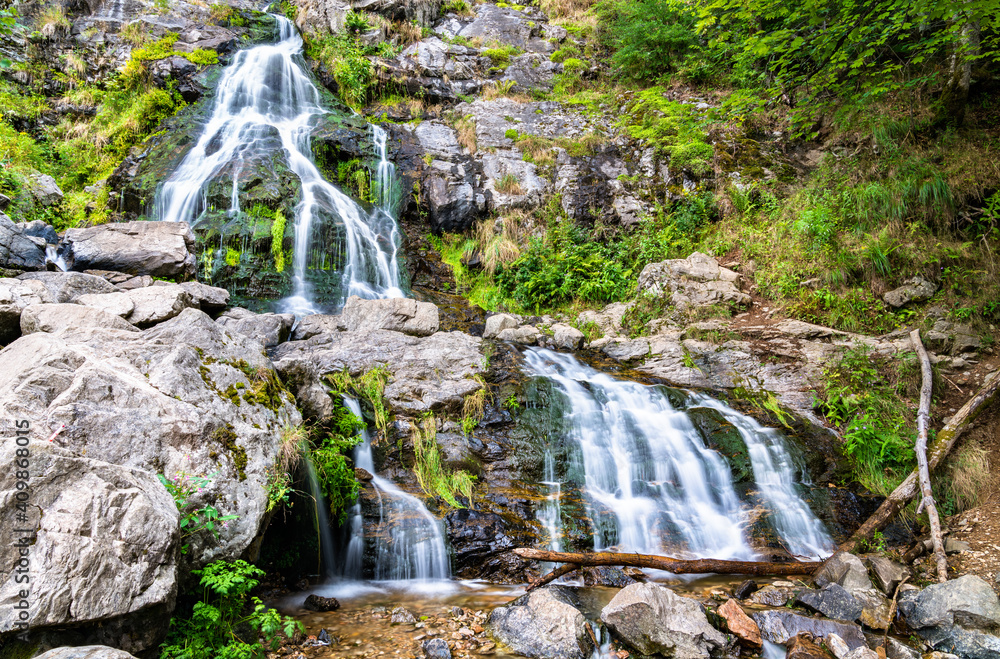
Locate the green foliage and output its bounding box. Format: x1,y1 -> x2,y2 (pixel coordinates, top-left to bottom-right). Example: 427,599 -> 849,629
327,366 -> 391,433
310,413 -> 364,524
306,32 -> 374,110
595,0 -> 701,81
270,210 -> 287,273
483,44 -> 523,68
817,346 -> 919,494
158,471 -> 238,555
441,0 -> 473,15
160,560 -> 303,659
411,416 -> 476,508
621,87 -> 714,173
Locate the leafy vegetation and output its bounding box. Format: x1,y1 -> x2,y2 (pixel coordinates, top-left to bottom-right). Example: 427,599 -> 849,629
158,471 -> 238,555
411,415 -> 476,508
160,560 -> 302,659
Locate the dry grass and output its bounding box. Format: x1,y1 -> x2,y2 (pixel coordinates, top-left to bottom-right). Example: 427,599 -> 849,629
516,134 -> 557,168
495,173 -> 523,195
391,20 -> 423,47
453,114 -> 478,154
540,0 -> 595,20
39,5 -> 71,38
480,80 -> 532,102
944,440 -> 992,513
472,212 -> 529,273
277,424 -> 308,475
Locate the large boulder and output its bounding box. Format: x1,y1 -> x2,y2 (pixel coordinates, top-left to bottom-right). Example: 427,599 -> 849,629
0,443 -> 177,654
273,328 -> 484,419
17,272 -> 117,303
0,277 -> 49,343
599,582 -> 726,659
35,647 -> 140,659
61,221 -> 197,279
883,276 -> 937,308
751,610 -> 866,650
795,584 -> 863,622
341,295 -> 440,337
76,292 -> 136,318
899,575 -> 1000,631
20,303 -> 139,335
487,586 -> 594,659
1,213 -> 46,271
637,252 -> 750,313
216,307 -> 295,348
813,552 -> 873,594
123,284 -> 196,327
28,172 -> 64,206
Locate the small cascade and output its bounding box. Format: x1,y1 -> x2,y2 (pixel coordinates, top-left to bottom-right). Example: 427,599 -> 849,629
692,395 -> 836,560
155,16 -> 404,313
304,458 -> 337,578
523,348 -> 833,560
45,245 -> 68,272
343,398 -> 451,581
538,448 -> 564,551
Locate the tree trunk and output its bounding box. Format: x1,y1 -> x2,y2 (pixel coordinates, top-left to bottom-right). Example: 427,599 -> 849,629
840,370 -> 1000,553
941,9 -> 981,126
910,329 -> 948,582
513,548 -> 822,576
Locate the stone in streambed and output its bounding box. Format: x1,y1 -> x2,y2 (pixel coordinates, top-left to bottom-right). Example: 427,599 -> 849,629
303,594 -> 340,612
600,582 -> 726,659
795,583 -> 863,622
488,586 -> 594,659
391,607 -> 417,624
35,646 -> 140,658
751,609 -> 866,650
423,638 -> 452,659
734,579 -> 759,600
787,633 -> 835,659
813,552 -> 873,594
717,598 -> 762,649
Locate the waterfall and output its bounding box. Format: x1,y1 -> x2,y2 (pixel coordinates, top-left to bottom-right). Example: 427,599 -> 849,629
154,16 -> 405,313
305,458 -> 337,578
523,348 -> 834,561
343,398 -> 451,581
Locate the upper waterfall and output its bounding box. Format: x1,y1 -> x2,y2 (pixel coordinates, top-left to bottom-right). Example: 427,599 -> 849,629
154,16 -> 405,313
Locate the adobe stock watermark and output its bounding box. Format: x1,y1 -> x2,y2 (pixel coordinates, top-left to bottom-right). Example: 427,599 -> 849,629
10,419 -> 32,638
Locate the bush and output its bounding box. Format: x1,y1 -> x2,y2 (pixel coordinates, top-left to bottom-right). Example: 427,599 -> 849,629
594,0 -> 701,81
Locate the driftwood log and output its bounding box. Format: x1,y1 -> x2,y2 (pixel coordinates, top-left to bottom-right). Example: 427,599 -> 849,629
910,329 -> 948,582
840,370 -> 1000,553
514,548 -> 822,590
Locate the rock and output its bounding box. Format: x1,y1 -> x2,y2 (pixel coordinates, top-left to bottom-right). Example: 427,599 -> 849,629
1,213 -> 46,271
813,552 -> 874,594
17,271 -> 117,303
787,634 -> 835,659
600,582 -> 726,659
751,610 -> 867,650
827,633 -> 852,659
867,556 -> 907,596
216,308 -> 295,348
273,329 -> 484,418
496,325 -> 540,345
123,284 -> 196,327
391,607 -> 417,624
749,585 -> 791,607
487,586 -> 594,659
0,442 -> 177,651
423,638 -> 452,659
21,303 -> 139,335
290,314 -> 344,341
637,252 -> 750,313
341,295 -> 439,337
943,538 -> 971,554
179,281 -> 230,311
0,277 -> 48,343
34,646 -> 140,658
842,648 -> 878,659
28,172 -> 64,206
484,313 -> 519,339
457,3 -> 537,48
602,339 -> 649,362
882,276 -> 937,308
446,509 -> 530,582
856,590 -> 892,631
795,584 -> 863,622
898,575 -> 1000,631
76,292 -> 135,318
734,580 -> 759,600
918,625 -> 1000,659
718,599 -> 762,649
303,594 -> 340,612
952,326 -> 981,355
863,633 -> 921,659
581,566 -> 637,588
62,221 -> 197,279
551,324 -> 585,350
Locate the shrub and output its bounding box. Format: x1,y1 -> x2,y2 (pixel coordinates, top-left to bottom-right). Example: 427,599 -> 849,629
594,0 -> 701,81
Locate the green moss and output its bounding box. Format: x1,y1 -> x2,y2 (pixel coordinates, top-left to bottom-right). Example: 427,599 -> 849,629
213,425 -> 248,481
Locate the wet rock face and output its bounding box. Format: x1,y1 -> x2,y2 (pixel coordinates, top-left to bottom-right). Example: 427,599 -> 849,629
445,509 -> 530,582
0,213 -> 46,272
487,586 -> 594,659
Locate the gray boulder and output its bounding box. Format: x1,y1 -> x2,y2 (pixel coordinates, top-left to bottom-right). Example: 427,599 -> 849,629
637,252 -> 750,312
179,281 -> 230,311
883,276 -> 937,308
899,575 -> 1000,631
918,624 -> 1000,659
217,307 -> 295,348
17,271 -> 117,303
484,313 -> 519,339
1,213 -> 46,271
602,339 -> 650,362
795,583 -> 863,622
273,328 -> 484,418
28,172 -> 64,206
551,324 -> 585,350
341,295 -> 439,337
867,556 -> 908,596
62,221 -> 197,279
457,3 -> 537,49
18,219 -> 60,245
76,292 -> 135,318
290,313 -> 343,341
600,582 -> 726,659
496,325 -> 540,345
21,303 -> 139,335
0,443 -> 177,650
813,552 -> 873,594
423,638 -> 451,659
0,277 -> 49,343
488,586 -> 594,659
751,609 -> 866,650
123,284 -> 196,326
35,647 -> 140,659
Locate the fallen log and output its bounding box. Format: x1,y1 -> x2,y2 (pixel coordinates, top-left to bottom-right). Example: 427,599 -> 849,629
840,370 -> 1000,554
910,329 -> 948,582
514,548 -> 822,576
527,563 -> 579,591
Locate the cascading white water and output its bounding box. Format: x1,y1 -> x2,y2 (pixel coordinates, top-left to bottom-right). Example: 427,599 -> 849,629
692,395 -> 836,560
155,16 -> 404,313
523,348 -> 834,561
305,459 -> 337,578
343,398 -> 451,581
